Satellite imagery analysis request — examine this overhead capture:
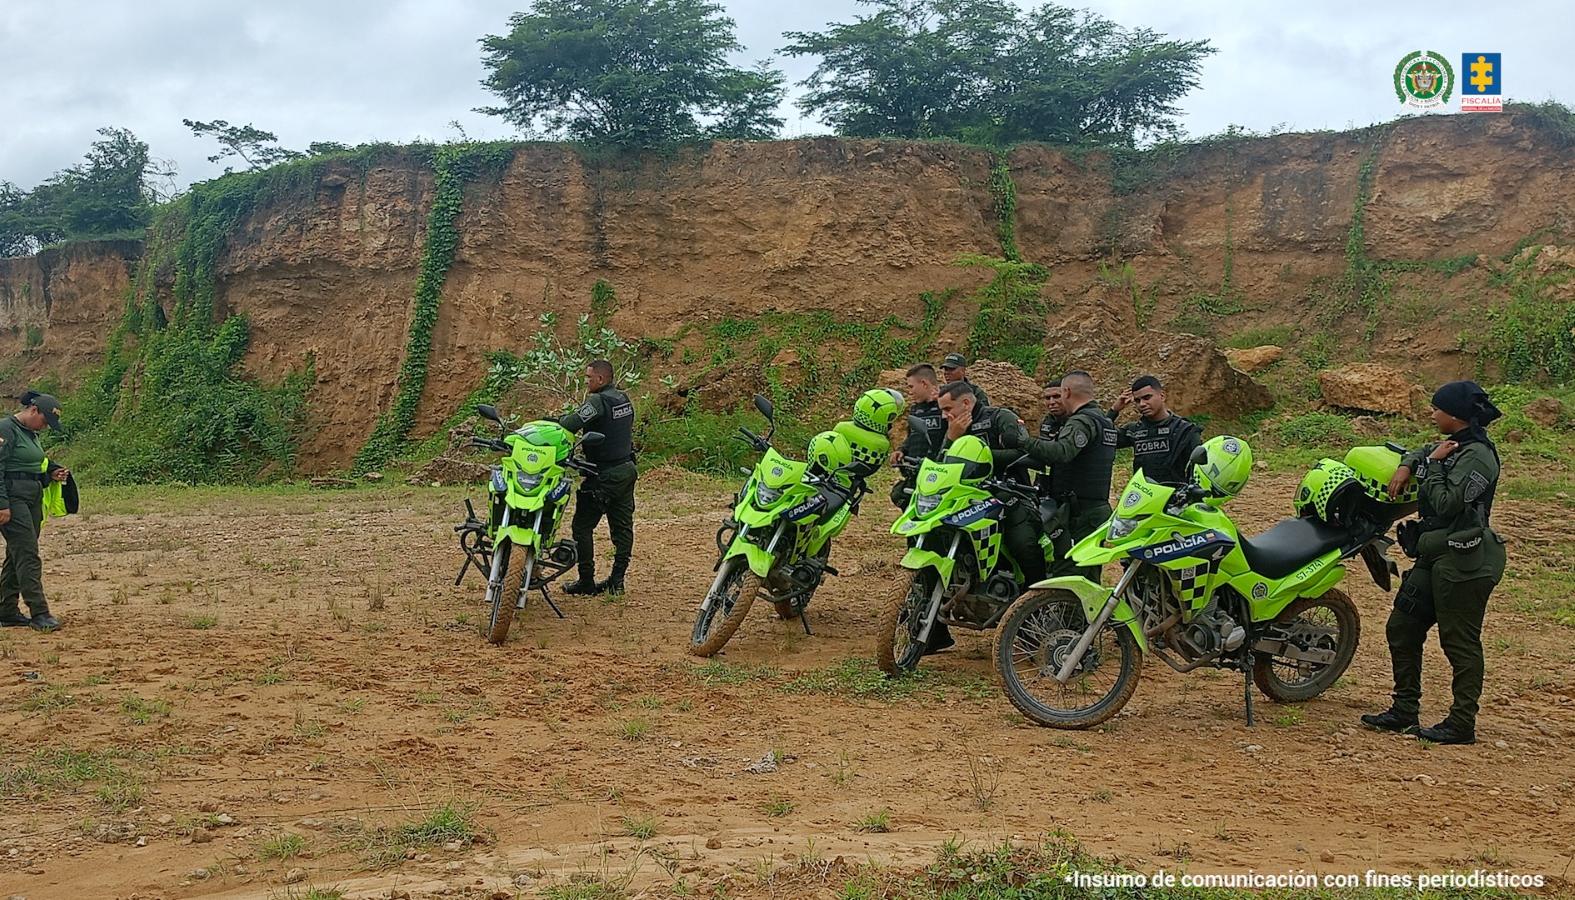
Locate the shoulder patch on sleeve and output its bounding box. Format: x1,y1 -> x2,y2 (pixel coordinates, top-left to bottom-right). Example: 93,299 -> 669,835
1073,430 -> 1088,449
1464,470 -> 1490,503
576,401 -> 600,422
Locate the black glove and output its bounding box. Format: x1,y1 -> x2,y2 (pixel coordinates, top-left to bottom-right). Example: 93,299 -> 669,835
1396,520 -> 1421,559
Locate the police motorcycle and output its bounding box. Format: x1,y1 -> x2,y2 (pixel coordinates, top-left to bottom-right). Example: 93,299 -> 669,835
993,436 -> 1421,729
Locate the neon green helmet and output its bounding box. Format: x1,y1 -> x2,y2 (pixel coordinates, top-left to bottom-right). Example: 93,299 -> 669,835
1193,435 -> 1253,499
806,430 -> 853,475
1295,458 -> 1363,524
515,420 -> 574,462
853,388 -> 904,435
943,434 -> 993,482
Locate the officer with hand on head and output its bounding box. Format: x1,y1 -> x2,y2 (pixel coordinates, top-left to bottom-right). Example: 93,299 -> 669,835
1110,375 -> 1202,485
1362,381 -> 1506,745
935,382 -> 1043,584
557,359 -> 637,596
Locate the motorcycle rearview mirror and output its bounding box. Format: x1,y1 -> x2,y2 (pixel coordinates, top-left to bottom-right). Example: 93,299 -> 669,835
906,414 -> 929,435
1188,445 -> 1209,467
580,431 -> 606,447
753,394 -> 775,421
476,404 -> 502,424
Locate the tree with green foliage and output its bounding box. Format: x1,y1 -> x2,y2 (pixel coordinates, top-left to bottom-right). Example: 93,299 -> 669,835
477,0 -> 785,146
782,0 -> 1212,146
183,119 -> 303,172
0,127 -> 158,256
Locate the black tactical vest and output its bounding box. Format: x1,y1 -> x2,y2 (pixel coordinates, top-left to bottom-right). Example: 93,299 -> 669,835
589,385 -> 635,464
1127,414 -> 1197,485
1050,403 -> 1117,503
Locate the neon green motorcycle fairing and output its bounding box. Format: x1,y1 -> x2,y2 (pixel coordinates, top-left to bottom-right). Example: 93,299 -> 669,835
722,448 -> 855,578
490,421 -> 575,551
891,457 -> 1008,584
1032,470 -> 1355,646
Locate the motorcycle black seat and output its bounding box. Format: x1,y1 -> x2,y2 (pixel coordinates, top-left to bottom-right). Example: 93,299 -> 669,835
1239,517 -> 1350,580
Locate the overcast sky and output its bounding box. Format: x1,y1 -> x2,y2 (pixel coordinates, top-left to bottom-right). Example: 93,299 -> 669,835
1,0 -> 1566,191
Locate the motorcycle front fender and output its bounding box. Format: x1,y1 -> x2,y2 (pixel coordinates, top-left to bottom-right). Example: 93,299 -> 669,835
899,546 -> 955,585
498,523 -> 542,551
1025,575 -> 1149,652
723,531 -> 778,578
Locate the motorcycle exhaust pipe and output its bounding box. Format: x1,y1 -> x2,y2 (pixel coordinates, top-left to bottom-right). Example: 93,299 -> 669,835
1054,563 -> 1141,684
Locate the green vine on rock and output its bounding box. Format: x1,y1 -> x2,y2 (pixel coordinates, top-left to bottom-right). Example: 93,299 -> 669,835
988,156 -> 1021,262
354,142 -> 516,473
962,254 -> 1049,374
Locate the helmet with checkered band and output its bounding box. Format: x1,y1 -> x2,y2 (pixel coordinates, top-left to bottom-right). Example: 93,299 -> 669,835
943,435 -> 993,482
1295,458 -> 1363,525
806,430 -> 853,476
1193,435 -> 1253,498
852,388 -> 904,435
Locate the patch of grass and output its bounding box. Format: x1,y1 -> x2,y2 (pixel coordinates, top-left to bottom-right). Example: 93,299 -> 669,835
255,667 -> 289,685
1273,706 -> 1305,727
853,809 -> 891,833
1273,412 -> 1356,447
19,685 -> 77,715
258,831 -> 308,861
761,798 -> 794,818
1,747 -> 130,797
621,814 -> 658,841
187,614 -> 218,630
121,695 -> 172,725
964,751 -> 1003,811
687,660 -> 779,686
95,776 -> 144,812
354,799 -> 482,869
1224,326 -> 1293,349
338,697 -> 367,714
618,717 -> 651,742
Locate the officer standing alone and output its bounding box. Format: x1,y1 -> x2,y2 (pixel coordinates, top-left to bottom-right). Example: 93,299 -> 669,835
1110,375 -> 1203,485
0,393 -> 67,631
1362,381 -> 1506,745
557,359 -> 637,596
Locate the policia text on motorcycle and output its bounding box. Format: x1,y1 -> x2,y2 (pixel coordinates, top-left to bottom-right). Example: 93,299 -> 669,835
1109,375 -> 1203,486
1362,381 -> 1506,745
0,393 -> 68,632
556,359 -> 637,596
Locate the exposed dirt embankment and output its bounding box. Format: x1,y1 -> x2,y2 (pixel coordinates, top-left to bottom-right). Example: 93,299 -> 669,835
4,114 -> 1571,470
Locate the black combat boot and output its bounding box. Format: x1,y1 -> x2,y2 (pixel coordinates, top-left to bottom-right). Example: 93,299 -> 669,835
1360,708 -> 1420,734
0,607 -> 31,627
596,558 -> 629,596
563,564 -> 604,595
28,611 -> 60,631
1416,719 -> 1475,745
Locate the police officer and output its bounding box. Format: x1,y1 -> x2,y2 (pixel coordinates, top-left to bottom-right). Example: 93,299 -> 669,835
934,382 -> 1042,584
1033,380 -> 1072,561
1037,379 -> 1065,441
1362,381 -> 1506,745
1011,371 -> 1116,582
1110,375 -> 1203,485
557,359 -> 637,595
0,392 -> 66,631
939,353 -> 989,407
889,364 -> 944,508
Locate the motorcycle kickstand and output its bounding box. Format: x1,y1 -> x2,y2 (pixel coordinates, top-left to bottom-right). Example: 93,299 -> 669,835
1243,661 -> 1256,727
539,587 -> 566,619
799,611 -> 813,636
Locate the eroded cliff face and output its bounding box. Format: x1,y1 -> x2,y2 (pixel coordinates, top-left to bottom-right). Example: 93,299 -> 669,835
4,113 -> 1570,471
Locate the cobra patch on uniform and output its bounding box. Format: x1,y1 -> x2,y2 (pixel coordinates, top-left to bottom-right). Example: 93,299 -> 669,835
1464,470 -> 1490,502
577,402 -> 599,421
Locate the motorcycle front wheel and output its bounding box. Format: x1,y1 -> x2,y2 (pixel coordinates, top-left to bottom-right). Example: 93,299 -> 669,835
690,558 -> 763,657
994,590 -> 1142,729
874,570 -> 935,675
484,541 -> 530,646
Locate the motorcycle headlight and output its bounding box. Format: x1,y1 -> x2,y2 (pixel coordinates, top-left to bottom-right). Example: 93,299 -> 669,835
754,484 -> 783,507
914,492 -> 943,516
515,471 -> 543,492
1107,514 -> 1140,541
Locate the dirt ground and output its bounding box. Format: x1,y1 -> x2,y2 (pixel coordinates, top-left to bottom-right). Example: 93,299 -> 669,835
2,464 -> 1573,899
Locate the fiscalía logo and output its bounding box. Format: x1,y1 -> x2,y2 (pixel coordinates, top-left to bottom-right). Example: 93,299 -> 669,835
1394,51 -> 1455,108
1461,53 -> 1503,112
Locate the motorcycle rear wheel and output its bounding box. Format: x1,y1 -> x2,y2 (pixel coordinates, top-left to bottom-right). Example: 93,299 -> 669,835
690,559 -> 762,657
994,590 -> 1143,729
1252,589 -> 1360,703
